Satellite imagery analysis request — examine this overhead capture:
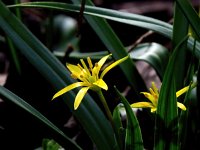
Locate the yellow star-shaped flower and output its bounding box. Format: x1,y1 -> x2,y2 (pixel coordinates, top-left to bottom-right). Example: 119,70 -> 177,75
131,82 -> 188,113
52,54 -> 129,110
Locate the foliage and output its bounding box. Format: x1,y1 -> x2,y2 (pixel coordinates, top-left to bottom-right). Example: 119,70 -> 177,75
0,0 -> 199,149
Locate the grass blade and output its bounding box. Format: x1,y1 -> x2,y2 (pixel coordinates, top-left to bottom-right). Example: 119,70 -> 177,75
9,1 -> 200,60
172,1 -> 189,89
114,87 -> 143,150
155,36 -> 189,150
0,85 -> 82,150
0,1 -> 117,149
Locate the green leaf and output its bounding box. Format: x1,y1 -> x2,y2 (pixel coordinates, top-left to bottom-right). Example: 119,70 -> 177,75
155,36 -> 189,150
113,105 -> 125,150
172,1 -> 189,89
42,138 -> 63,150
178,82 -> 195,150
9,1 -> 200,60
176,0 -> 200,40
129,42 -> 169,79
0,1 -> 117,150
9,2 -> 172,38
114,87 -> 143,150
0,86 -> 81,150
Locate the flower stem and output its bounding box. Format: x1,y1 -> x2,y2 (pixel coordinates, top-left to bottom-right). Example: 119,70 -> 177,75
97,90 -> 115,130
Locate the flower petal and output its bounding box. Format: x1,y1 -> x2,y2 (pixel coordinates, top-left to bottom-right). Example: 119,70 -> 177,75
66,64 -> 82,76
92,54 -> 111,77
74,87 -> 90,110
140,92 -> 157,106
177,102 -> 186,111
131,102 -> 155,108
52,82 -> 85,100
151,108 -> 157,113
93,79 -> 108,90
100,55 -> 129,78
176,86 -> 189,97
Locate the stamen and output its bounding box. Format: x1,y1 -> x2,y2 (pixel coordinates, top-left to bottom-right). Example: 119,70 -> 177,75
80,75 -> 84,78
87,57 -> 93,70
77,63 -> 84,70
95,63 -> 98,67
81,59 -> 91,75
152,82 -> 159,95
149,88 -> 156,98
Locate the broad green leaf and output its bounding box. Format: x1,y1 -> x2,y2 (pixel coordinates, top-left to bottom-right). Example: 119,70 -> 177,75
114,87 -> 143,150
0,86 -> 81,150
155,36 -> 189,150
129,42 -> 169,79
0,1 -> 117,150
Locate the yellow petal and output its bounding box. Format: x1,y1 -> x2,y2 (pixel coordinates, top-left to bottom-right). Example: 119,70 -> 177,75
52,82 -> 86,100
151,108 -> 157,113
97,54 -> 112,70
176,86 -> 189,97
177,102 -> 186,111
92,54 -> 111,76
66,64 -> 82,76
140,92 -> 157,106
93,79 -> 108,90
74,87 -> 90,110
100,55 -> 129,79
131,102 -> 155,108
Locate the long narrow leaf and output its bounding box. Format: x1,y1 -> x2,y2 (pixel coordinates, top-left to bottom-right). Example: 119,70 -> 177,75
0,1 -> 117,150
172,1 -> 189,89
0,85 -> 81,150
9,2 -> 200,60
176,0 -> 200,40
114,87 -> 143,150
155,36 -> 189,150
9,2 -> 172,37
113,105 -> 125,150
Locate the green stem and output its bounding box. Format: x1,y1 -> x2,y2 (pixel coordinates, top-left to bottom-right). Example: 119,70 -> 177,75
97,90 -> 115,130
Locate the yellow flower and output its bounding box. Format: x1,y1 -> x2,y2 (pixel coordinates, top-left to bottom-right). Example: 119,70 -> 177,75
131,82 -> 188,113
52,54 -> 129,110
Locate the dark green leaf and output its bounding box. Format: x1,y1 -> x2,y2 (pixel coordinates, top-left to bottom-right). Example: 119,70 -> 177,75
113,105 -> 125,150
129,42 -> 169,79
155,36 -> 189,150
0,86 -> 81,150
0,2 -> 117,150
172,1 -> 189,89
114,87 -> 143,150
9,1 -> 200,60
176,0 -> 200,40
